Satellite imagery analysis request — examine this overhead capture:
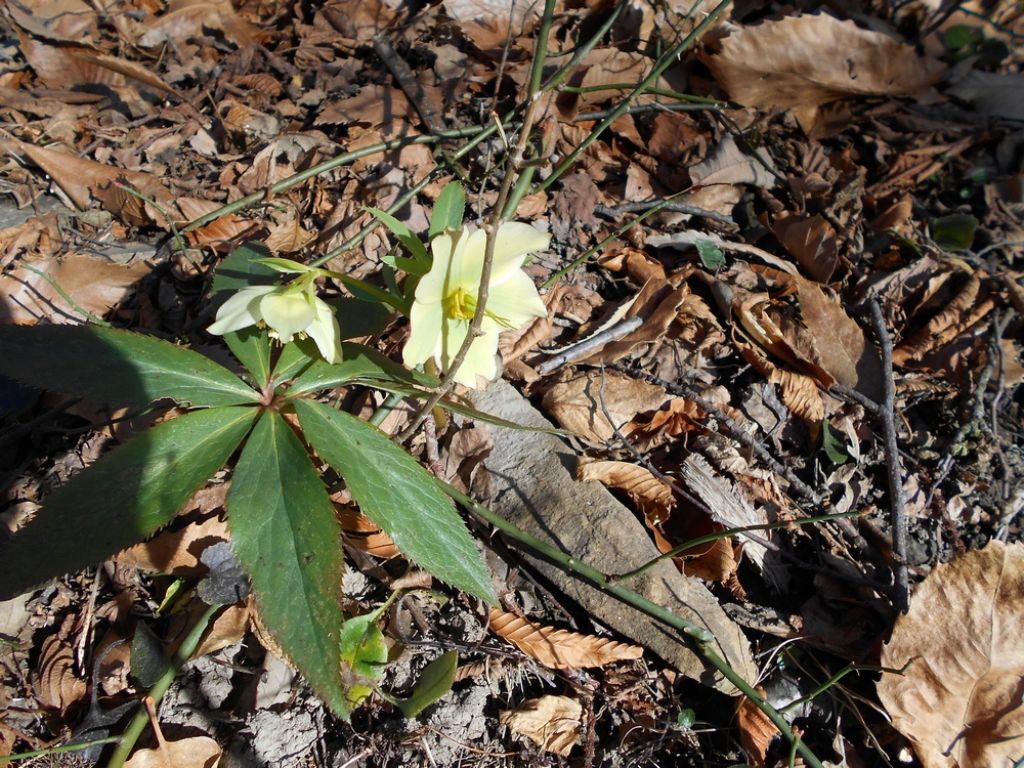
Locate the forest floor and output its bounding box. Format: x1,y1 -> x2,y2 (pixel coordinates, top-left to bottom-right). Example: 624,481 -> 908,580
1,1 -> 1024,767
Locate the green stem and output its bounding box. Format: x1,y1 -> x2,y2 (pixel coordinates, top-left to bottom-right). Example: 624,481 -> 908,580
561,82 -> 720,105
439,480 -> 825,768
181,127 -> 487,236
18,265 -> 112,327
538,0 -> 732,193
369,391 -> 405,427
106,603 -> 221,768
613,510 -> 862,582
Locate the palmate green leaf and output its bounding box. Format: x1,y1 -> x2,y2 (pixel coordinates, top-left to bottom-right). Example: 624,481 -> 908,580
211,242 -> 279,387
0,325 -> 259,409
0,407 -> 258,601
227,410 -> 349,719
286,344 -> 436,395
294,399 -> 495,604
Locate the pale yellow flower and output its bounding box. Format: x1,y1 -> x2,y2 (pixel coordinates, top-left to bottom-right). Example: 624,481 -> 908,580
403,222 -> 550,387
209,282 -> 343,364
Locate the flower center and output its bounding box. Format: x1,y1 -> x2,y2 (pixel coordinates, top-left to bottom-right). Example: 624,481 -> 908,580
444,287 -> 477,321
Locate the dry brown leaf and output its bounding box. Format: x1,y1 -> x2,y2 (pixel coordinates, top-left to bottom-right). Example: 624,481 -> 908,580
489,609 -> 644,669
771,213 -> 839,283
116,509 -> 230,577
2,139 -> 175,219
542,370 -> 668,442
878,541 -> 1024,768
893,275 -> 995,368
136,0 -> 260,48
577,459 -> 674,525
67,51 -> 181,98
689,134 -> 777,189
0,254 -> 152,325
443,0 -> 545,53
336,507 -> 400,558
707,14 -> 945,119
500,695 -> 582,757
34,632 -> 87,711
737,686 -> 779,767
554,48 -> 657,119
176,197 -> 260,251
124,735 -> 222,768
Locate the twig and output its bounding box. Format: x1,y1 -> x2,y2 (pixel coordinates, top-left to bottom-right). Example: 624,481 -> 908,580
395,0 -> 558,443
595,201 -> 734,225
373,33 -> 443,132
535,316 -> 643,375
867,300 -> 909,614
574,101 -> 719,120
17,265 -> 112,327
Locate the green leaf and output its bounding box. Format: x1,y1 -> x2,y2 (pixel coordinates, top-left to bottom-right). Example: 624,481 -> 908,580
227,326 -> 272,390
428,181 -> 465,238
227,410 -> 349,718
211,242 -> 278,297
943,25 -> 982,51
821,419 -> 849,465
366,207 -> 429,265
0,407 -> 257,601
287,344 -> 437,395
211,243 -> 280,385
695,238 -> 725,271
339,608 -> 390,709
294,400 -> 496,604
271,338 -> 320,386
932,213 -> 978,252
0,325 -> 259,409
252,256 -> 312,274
396,652 -> 458,718
330,296 -> 394,340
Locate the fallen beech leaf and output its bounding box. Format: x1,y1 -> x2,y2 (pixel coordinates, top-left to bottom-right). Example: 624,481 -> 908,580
34,633 -> 87,712
490,609 -> 643,669
542,370 -> 668,442
336,507 -> 400,558
707,14 -> 945,114
577,459 -> 674,525
689,134 -> 777,189
136,0 -> 260,48
0,254 -> 152,325
117,510 -> 230,577
443,0 -> 543,53
878,541 -> 1024,768
500,695 -> 583,756
737,686 -> 778,767
124,735 -> 222,768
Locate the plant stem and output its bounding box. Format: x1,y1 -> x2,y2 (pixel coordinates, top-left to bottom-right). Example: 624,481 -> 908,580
0,737 -> 121,764
106,603 -> 220,768
439,480 -> 824,768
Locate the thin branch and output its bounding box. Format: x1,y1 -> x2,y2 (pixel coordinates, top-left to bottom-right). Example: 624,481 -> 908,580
595,200 -> 734,225
867,299 -> 910,614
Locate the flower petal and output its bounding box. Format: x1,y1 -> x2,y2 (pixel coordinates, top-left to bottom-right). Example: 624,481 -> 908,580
258,290 -> 315,343
437,312 -> 470,372
452,329 -> 500,387
208,285 -> 276,335
446,226 -> 481,293
486,270 -> 547,327
417,232 -> 457,305
490,222 -> 551,284
307,297 -> 344,364
404,298 -> 444,368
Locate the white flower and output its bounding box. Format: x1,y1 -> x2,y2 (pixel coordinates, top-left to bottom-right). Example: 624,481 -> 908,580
209,282 -> 343,364
403,222 -> 550,387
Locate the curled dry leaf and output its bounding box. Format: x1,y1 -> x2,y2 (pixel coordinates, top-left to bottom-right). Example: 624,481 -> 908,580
123,735 -> 222,768
336,507 -> 400,559
877,541 -> 1024,768
34,633 -> 87,712
737,686 -> 778,767
578,459 -> 674,525
489,609 -> 644,670
443,0 -> 545,53
500,695 -> 583,757
116,510 -> 230,577
706,14 -> 945,116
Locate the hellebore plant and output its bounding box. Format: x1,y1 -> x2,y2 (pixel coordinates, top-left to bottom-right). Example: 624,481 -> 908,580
0,182 -> 549,718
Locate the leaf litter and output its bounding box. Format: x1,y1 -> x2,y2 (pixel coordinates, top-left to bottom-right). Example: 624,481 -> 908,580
0,0 -> 1023,766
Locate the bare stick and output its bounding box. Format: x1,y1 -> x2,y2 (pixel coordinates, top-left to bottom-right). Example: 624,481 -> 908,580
535,316 -> 643,374
868,300 -> 909,613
